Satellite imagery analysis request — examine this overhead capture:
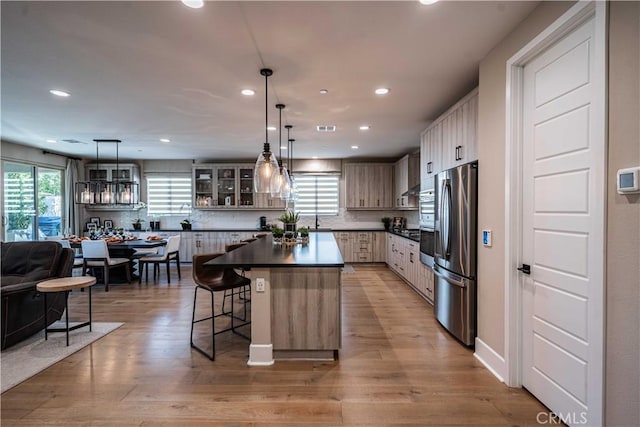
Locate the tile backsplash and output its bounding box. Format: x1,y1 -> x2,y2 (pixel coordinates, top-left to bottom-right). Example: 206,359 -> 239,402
88,208 -> 419,231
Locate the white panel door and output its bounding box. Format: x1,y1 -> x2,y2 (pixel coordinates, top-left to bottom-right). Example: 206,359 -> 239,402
521,16 -> 603,425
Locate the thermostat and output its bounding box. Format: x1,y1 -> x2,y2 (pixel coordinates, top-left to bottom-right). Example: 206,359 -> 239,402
617,166 -> 640,194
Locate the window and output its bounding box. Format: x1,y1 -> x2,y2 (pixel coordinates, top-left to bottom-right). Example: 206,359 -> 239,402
293,175 -> 339,216
146,175 -> 192,215
2,161 -> 63,241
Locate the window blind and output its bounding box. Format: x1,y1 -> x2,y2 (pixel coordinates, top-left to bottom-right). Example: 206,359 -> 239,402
294,175 -> 339,216
146,175 -> 192,215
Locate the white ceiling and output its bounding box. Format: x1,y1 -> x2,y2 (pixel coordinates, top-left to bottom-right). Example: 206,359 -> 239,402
1,1 -> 538,162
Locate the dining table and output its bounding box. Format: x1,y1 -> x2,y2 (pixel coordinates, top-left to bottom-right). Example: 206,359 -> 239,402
70,238 -> 167,283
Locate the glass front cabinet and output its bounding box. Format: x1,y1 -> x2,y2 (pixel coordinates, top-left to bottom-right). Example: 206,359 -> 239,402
193,164 -> 284,210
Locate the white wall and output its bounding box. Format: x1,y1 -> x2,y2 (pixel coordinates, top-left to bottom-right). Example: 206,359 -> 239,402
475,1 -> 574,358
606,2 -> 640,425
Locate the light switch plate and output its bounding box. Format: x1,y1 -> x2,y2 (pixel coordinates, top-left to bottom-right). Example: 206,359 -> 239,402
482,230 -> 492,247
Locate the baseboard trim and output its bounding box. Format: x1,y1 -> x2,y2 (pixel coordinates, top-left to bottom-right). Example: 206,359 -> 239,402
248,344 -> 274,366
474,337 -> 506,383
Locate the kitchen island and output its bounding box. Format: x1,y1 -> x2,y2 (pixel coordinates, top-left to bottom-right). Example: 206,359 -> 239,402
204,232 -> 344,365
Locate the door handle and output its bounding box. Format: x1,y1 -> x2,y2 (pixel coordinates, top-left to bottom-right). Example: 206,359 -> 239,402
517,264 -> 531,275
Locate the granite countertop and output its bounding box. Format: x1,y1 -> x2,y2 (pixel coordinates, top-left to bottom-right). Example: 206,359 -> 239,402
203,232 -> 344,268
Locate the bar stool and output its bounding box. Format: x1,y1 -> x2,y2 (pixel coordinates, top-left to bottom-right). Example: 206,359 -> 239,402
190,253 -> 251,361
223,241 -> 250,310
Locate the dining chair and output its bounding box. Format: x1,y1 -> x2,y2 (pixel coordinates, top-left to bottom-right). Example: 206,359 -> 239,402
81,240 -> 131,291
137,235 -> 181,284
132,232 -> 159,256
190,253 -> 251,361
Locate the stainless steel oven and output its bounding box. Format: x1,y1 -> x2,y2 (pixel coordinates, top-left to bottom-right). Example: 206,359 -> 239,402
419,190 -> 435,267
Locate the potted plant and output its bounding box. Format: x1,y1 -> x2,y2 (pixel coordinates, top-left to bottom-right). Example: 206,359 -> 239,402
132,217 -> 145,230
284,230 -> 297,246
279,210 -> 300,233
271,226 -> 284,244
381,217 -> 392,230
180,219 -> 192,230
298,226 -> 310,244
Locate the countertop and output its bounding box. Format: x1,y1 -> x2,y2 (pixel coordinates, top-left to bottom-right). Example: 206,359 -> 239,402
203,232 -> 344,268
149,228 -> 421,242
387,228 -> 420,242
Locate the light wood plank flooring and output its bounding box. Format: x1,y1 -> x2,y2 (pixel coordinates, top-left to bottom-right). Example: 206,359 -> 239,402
1,264 -> 548,426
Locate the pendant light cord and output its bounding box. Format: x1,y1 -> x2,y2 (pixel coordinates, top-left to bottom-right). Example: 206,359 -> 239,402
276,104 -> 285,167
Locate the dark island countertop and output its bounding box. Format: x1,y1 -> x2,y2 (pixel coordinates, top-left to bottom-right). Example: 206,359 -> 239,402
203,232 -> 344,269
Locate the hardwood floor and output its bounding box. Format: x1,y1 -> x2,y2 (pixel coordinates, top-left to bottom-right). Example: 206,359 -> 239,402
1,264 -> 547,426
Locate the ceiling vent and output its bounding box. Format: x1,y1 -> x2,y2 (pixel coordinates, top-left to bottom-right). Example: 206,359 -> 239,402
61,139 -> 88,144
316,125 -> 336,132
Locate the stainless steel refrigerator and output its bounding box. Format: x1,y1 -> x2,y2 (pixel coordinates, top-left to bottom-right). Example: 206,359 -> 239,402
434,161 -> 478,346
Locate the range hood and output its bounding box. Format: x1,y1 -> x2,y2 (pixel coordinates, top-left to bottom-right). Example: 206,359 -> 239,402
402,184 -> 421,197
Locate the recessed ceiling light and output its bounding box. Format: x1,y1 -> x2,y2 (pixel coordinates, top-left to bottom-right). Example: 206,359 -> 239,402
359,125 -> 370,131
351,145 -> 359,150
267,126 -> 277,131
160,138 -> 170,143
375,88 -> 390,95
181,0 -> 204,8
49,89 -> 70,97
419,0 -> 439,4
312,156 -> 319,159
46,139 -> 57,143
319,89 -> 329,94
241,89 -> 255,96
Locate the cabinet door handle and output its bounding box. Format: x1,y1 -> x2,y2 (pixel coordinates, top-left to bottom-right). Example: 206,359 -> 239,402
455,145 -> 463,161
427,162 -> 432,174
410,252 -> 414,263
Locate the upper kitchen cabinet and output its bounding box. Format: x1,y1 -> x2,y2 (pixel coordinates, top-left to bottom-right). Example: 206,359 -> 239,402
394,153 -> 419,210
441,88 -> 478,170
193,164 -> 284,210
420,87 -> 478,184
420,122 -> 442,191
345,163 -> 393,210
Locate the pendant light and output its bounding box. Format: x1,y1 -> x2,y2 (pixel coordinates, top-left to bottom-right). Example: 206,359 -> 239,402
269,104 -> 292,198
254,68 -> 279,193
75,139 -> 139,206
279,125 -> 293,200
287,136 -> 298,202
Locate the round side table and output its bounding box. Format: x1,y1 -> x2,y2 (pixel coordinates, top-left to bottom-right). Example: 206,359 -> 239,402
37,276 -> 97,346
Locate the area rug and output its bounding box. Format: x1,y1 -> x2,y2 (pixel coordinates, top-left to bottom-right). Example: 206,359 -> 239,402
1,321 -> 123,393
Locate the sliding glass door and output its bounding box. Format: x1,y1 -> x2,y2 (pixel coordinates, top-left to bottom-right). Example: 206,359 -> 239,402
2,161 -> 63,241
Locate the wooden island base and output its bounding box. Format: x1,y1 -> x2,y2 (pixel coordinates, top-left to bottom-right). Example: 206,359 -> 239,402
203,233 -> 344,366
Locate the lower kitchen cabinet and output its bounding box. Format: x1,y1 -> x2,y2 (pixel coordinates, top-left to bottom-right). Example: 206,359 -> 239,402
386,233 -> 433,304
333,231 -> 387,263
178,231 -> 255,264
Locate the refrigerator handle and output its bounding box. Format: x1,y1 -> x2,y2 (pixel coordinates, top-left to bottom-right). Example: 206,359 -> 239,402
441,178 -> 452,258
433,265 -> 467,288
